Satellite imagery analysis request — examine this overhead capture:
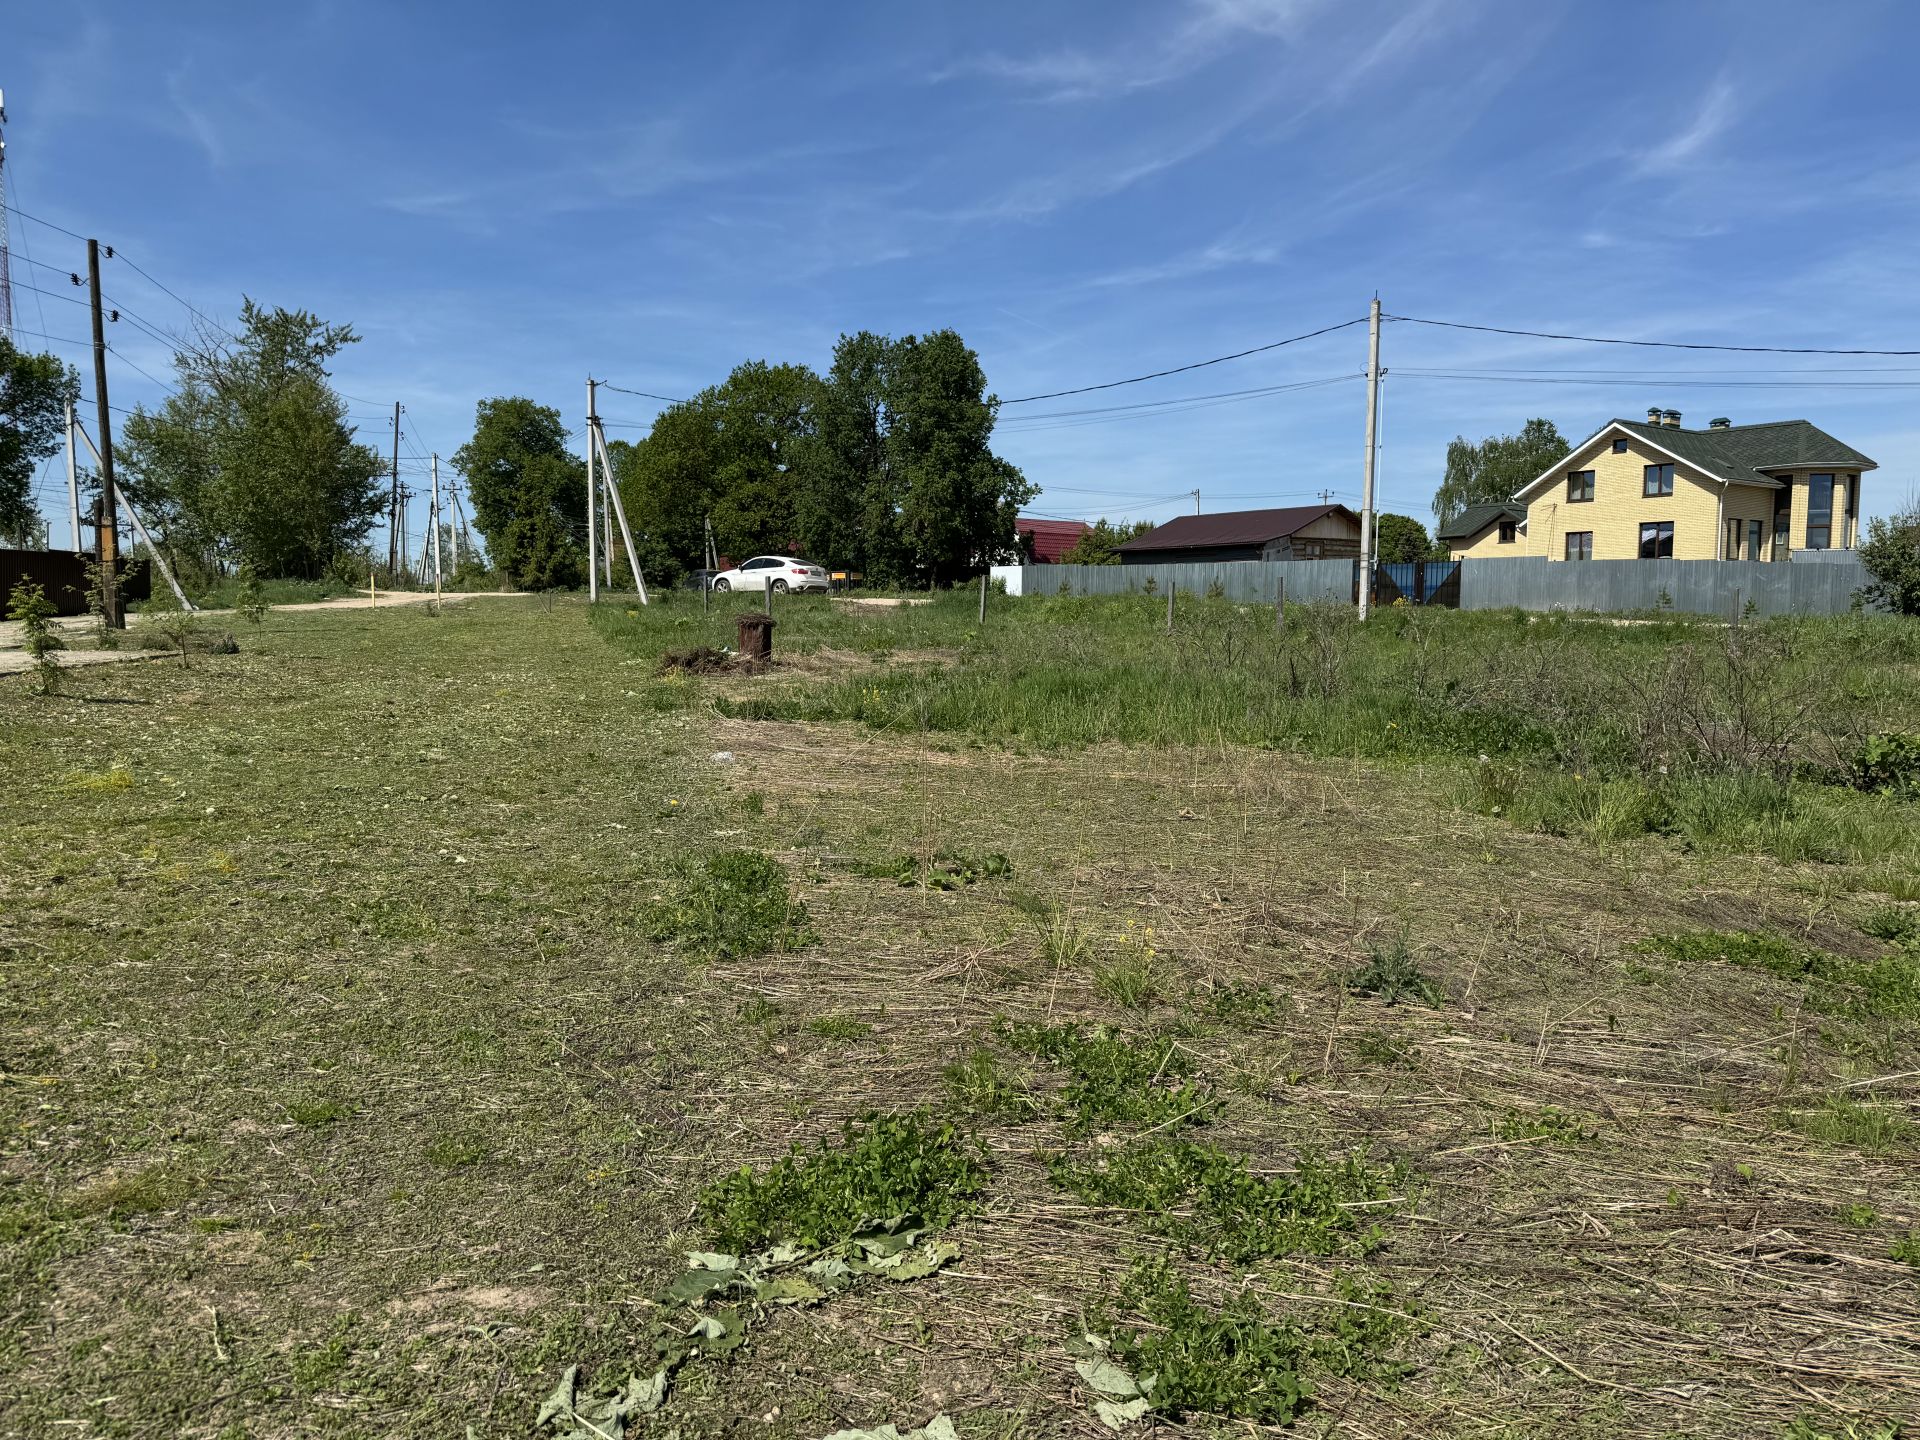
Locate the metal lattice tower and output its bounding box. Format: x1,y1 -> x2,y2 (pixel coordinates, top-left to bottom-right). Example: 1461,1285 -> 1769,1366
0,88 -> 12,341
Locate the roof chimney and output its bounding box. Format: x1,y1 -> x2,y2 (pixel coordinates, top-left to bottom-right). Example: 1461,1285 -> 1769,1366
1646,407 -> 1662,425
1708,416 -> 1730,429
1662,408 -> 1682,429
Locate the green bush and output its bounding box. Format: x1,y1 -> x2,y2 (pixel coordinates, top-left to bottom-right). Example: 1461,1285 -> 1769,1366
698,1111 -> 984,1252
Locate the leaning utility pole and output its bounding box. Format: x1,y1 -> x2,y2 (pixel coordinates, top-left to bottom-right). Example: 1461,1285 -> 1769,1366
430,452 -> 444,603
585,378 -> 599,602
64,400 -> 81,550
388,402 -> 402,574
1356,295 -> 1382,621
86,238 -> 121,627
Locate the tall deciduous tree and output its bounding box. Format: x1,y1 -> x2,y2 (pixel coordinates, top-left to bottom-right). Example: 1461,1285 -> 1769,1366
1859,500 -> 1920,616
1432,418 -> 1566,529
116,301 -> 385,578
453,397 -> 586,591
0,336 -> 83,545
1373,513 -> 1435,564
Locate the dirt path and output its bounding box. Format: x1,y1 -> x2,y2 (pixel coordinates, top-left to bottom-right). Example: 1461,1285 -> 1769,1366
0,589 -> 527,675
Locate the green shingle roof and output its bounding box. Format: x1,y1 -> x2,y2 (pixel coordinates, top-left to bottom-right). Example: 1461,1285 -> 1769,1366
1596,418 -> 1875,488
1435,501 -> 1524,542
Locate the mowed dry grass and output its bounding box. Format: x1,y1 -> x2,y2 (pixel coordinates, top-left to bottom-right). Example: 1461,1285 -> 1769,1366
1,597 -> 1914,1440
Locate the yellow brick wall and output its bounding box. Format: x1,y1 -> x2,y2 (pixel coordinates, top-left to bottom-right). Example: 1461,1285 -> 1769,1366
1523,431 -> 1771,560
1775,469 -> 1858,551
1447,519 -> 1523,560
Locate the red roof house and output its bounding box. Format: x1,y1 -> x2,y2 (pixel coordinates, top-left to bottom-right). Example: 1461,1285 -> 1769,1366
1016,516 -> 1090,563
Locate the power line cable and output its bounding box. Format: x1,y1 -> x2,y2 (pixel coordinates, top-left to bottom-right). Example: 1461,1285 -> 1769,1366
598,382 -> 685,404
1386,312 -> 1920,357
999,373 -> 1358,426
1394,370 -> 1920,391
998,317 -> 1368,404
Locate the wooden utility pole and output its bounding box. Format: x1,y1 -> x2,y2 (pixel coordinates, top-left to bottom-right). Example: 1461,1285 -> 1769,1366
387,403 -> 402,575
585,378 -> 599,603
1357,295 -> 1382,621
86,238 -> 122,627
431,452 -> 444,603
64,400 -> 82,551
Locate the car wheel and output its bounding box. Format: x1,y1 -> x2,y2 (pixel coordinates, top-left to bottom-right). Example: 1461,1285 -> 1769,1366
713,578 -> 731,592
770,579 -> 789,594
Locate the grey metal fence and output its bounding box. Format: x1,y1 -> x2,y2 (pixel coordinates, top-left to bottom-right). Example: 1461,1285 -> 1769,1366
1011,559 -> 1354,604
1004,556 -> 1876,617
1457,557 -> 1873,617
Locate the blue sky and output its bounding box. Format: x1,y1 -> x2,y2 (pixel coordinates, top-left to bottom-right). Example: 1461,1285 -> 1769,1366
9,0 -> 1920,551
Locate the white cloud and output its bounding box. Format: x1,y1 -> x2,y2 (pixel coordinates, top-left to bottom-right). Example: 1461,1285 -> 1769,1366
1635,78 -> 1737,175
935,0 -> 1323,102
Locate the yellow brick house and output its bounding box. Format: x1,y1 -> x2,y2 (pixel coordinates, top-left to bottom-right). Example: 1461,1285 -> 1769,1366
1511,408 -> 1873,561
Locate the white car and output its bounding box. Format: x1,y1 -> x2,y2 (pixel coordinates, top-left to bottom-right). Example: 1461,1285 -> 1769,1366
709,555 -> 830,594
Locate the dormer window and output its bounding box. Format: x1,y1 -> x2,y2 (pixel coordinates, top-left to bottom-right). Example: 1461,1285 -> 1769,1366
1497,520 -> 1518,544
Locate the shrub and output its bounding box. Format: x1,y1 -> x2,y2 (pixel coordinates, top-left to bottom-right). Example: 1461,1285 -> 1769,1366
698,1111 -> 984,1253
7,580 -> 63,695
1857,501 -> 1920,615
1849,733 -> 1920,798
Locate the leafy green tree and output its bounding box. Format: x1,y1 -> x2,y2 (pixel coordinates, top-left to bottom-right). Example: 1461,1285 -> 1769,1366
1373,513 -> 1435,564
0,336 -> 83,545
1859,500 -> 1920,615
453,397 -> 586,590
1058,518 -> 1152,565
1432,418 -> 1565,529
613,362 -> 822,585
116,301 -> 385,578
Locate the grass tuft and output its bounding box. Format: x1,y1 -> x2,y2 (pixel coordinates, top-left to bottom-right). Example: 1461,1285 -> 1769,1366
1345,938 -> 1445,1006
647,849 -> 812,958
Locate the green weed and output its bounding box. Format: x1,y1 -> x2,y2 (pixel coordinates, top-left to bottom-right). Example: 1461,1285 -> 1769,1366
1638,929 -> 1834,979
698,1110 -> 985,1253
1788,1096 -> 1914,1153
423,1131 -> 491,1169
1050,1137 -> 1400,1261
1837,1203 -> 1879,1227
860,849 -> 1012,890
1495,1106 -> 1598,1145
1000,1021 -> 1211,1132
941,1048 -> 1032,1121
1345,939 -> 1445,1006
287,1098 -> 353,1128
1862,905 -> 1918,943
1204,982 -> 1282,1023
1092,948 -> 1161,1011
1350,1031 -> 1413,1066
648,849 -> 811,958
805,1014 -> 873,1042
1890,1230 -> 1920,1266
1782,1415 -> 1905,1440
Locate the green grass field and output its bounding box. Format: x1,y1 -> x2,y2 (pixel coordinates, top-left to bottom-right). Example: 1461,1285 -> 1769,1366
3,593 -> 1917,1439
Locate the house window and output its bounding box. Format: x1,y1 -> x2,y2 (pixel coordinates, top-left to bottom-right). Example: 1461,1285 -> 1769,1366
1747,518 -> 1764,561
1806,473 -> 1834,549
1772,484 -> 1792,561
1565,531 -> 1593,561
1567,470 -> 1595,503
1724,518 -> 1743,560
1643,463 -> 1675,497
1611,438 -> 1629,454
1639,521 -> 1675,559
1497,520 -> 1517,544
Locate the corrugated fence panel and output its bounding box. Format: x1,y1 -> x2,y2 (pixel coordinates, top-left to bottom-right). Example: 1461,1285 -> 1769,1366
1456,557 -> 1873,617
1019,560 -> 1357,604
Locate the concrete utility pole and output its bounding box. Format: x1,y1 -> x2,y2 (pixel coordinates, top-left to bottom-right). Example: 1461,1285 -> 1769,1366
388,402 -> 402,575
430,452 -> 444,603
64,400 -> 81,550
585,378 -> 599,602
1191,488 -> 1201,515
86,238 -> 121,627
1356,295 -> 1382,621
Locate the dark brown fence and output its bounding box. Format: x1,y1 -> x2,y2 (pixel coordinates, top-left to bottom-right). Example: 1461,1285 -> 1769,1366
0,548 -> 152,619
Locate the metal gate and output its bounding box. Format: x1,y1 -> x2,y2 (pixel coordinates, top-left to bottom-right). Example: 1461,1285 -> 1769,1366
1359,560 -> 1460,607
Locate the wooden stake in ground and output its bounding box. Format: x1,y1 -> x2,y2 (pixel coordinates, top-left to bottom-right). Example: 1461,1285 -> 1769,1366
979,568 -> 988,623
1275,576 -> 1286,635
1166,580 -> 1175,634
